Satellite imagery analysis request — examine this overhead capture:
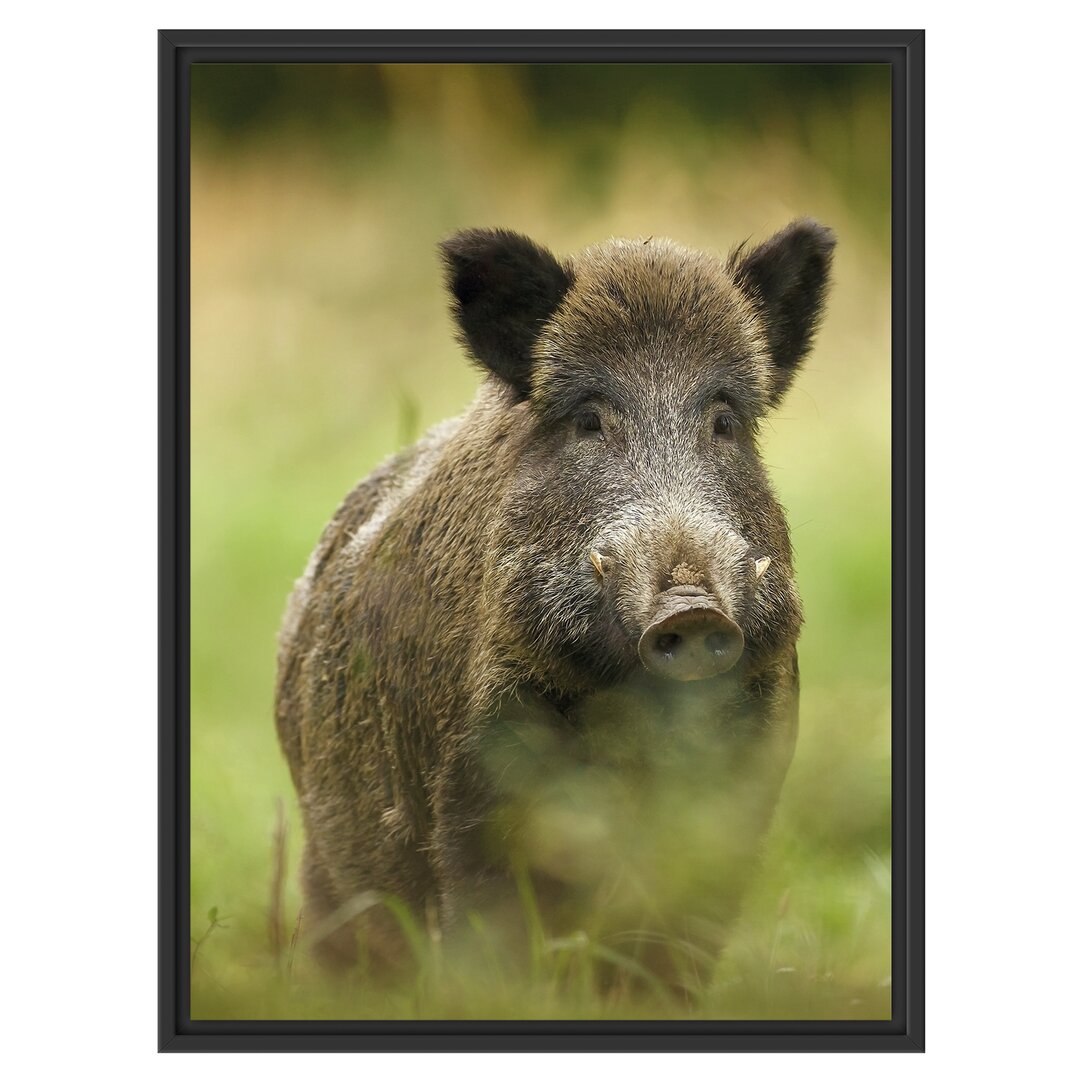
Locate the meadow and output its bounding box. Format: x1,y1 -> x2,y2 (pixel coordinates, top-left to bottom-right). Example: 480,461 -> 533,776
189,63 -> 892,1020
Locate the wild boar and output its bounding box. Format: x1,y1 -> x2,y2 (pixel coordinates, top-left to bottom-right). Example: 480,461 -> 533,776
275,222 -> 835,988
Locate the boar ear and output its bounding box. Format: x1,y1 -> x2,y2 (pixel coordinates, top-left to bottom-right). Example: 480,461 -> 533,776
730,219 -> 836,404
440,228 -> 573,397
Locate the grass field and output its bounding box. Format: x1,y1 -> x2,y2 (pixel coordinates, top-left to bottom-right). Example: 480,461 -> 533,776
189,64 -> 892,1020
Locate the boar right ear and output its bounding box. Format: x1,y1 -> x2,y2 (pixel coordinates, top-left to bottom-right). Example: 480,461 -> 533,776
440,228 -> 573,397
730,219 -> 836,405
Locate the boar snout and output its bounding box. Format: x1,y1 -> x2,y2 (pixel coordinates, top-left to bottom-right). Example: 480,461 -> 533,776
638,586 -> 744,682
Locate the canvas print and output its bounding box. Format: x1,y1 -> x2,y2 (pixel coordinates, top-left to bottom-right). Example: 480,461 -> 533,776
189,62 -> 892,1020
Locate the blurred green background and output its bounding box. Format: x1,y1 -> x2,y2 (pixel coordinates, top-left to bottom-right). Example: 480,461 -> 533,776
189,63 -> 892,1020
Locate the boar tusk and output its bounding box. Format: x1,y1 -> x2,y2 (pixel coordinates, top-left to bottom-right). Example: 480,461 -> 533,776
754,556 -> 771,580
589,550 -> 605,578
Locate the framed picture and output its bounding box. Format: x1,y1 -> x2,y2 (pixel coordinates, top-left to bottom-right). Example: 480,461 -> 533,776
160,29 -> 924,1052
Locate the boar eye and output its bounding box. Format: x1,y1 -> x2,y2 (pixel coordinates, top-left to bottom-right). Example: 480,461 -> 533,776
713,410 -> 739,440
577,409 -> 603,436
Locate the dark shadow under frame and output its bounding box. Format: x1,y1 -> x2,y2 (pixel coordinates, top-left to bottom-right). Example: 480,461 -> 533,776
159,28 -> 924,1053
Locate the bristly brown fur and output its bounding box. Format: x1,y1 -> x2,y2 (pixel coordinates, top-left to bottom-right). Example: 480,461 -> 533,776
276,222 -> 835,981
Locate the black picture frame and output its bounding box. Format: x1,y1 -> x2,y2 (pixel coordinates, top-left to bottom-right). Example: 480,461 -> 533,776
159,28 -> 924,1053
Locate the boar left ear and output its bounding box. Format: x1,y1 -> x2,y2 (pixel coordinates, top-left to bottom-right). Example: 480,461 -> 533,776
730,219 -> 836,404
440,228 -> 573,398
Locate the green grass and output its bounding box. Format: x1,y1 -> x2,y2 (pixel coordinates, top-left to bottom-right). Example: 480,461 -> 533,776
189,65 -> 892,1020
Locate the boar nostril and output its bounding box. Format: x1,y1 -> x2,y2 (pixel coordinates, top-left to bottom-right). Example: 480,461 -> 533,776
638,601 -> 745,682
